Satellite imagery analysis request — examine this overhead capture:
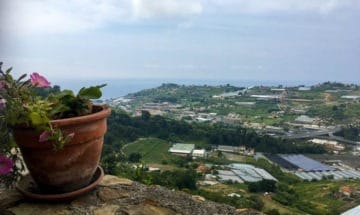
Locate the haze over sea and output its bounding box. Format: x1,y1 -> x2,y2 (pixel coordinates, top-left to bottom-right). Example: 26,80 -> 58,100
54,79 -> 324,100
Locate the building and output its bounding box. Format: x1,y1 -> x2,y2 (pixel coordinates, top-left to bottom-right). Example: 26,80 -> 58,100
192,149 -> 206,158
217,145 -> 242,153
265,126 -> 285,134
216,163 -> 277,184
217,170 -> 244,183
250,94 -> 281,100
341,204 -> 360,215
294,115 -> 316,124
271,88 -> 286,91
235,101 -> 255,106
227,193 -> 241,198
229,163 -> 277,182
195,117 -> 213,123
298,87 -> 311,91
309,138 -> 345,151
169,143 -> 195,156
341,95 -> 360,100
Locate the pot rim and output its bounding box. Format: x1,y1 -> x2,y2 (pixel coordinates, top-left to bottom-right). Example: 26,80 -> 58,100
51,105 -> 111,127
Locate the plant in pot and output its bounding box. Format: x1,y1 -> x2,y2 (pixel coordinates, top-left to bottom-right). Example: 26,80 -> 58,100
0,62 -> 111,196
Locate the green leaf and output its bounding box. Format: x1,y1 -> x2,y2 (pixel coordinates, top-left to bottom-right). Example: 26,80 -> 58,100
56,90 -> 75,99
77,84 -> 106,100
16,74 -> 27,83
48,104 -> 70,118
29,112 -> 46,126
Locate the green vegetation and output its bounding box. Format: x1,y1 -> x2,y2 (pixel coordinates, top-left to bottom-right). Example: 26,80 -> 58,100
334,126 -> 360,141
100,81 -> 360,214
291,180 -> 360,214
248,180 -> 277,193
125,81 -> 360,126
122,138 -> 171,163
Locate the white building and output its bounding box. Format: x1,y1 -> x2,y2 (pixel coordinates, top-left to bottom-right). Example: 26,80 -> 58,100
192,149 -> 206,158
294,115 -> 316,124
169,143 -> 195,156
298,87 -> 311,91
309,138 -> 345,151
341,204 -> 360,215
341,95 -> 360,100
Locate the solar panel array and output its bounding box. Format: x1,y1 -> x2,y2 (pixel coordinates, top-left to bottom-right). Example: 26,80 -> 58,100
265,154 -> 298,170
279,154 -> 334,171
265,154 -> 360,181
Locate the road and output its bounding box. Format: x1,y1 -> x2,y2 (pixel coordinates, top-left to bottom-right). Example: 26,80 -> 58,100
282,127 -> 341,140
280,127 -> 360,146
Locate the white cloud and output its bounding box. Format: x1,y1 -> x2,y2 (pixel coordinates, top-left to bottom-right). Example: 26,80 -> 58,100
1,0 -> 202,34
131,0 -> 202,18
1,0 -> 359,35
1,0 -> 131,34
207,0 -> 360,14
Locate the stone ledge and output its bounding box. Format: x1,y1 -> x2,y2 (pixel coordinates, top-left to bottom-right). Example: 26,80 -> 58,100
1,175 -> 259,215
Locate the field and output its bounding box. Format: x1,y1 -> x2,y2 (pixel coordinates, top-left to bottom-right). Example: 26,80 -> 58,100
122,137 -> 172,164
292,180 -> 360,214
261,196 -> 306,215
199,183 -> 304,214
222,152 -> 247,162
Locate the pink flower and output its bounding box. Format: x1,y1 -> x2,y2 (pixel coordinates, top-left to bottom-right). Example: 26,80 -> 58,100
30,72 -> 50,88
0,81 -> 4,89
39,130 -> 50,142
0,155 -> 13,175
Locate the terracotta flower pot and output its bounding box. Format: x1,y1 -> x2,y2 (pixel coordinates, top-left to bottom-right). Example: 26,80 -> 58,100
13,105 -> 111,194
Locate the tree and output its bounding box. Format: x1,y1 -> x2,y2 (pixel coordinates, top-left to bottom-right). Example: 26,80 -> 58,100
248,180 -> 277,193
248,195 -> 264,211
141,110 -> 151,121
128,152 -> 142,163
266,209 -> 280,215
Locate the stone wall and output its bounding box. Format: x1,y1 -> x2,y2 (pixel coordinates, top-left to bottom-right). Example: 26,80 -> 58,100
0,175 -> 262,215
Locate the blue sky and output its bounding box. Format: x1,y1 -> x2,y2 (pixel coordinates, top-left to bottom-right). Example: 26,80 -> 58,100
1,0 -> 359,83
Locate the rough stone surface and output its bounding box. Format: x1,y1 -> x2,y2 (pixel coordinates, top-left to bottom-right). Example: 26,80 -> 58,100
192,195 -> 206,202
97,187 -> 130,201
93,204 -> 119,215
7,203 -> 70,215
99,175 -> 133,186
1,175 -> 250,215
0,190 -> 23,210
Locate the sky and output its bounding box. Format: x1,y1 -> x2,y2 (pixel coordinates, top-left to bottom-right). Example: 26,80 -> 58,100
0,0 -> 359,84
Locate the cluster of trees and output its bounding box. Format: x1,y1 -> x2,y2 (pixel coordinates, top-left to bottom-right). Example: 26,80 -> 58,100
128,83 -> 244,104
312,82 -> 357,91
248,180 -> 277,193
308,104 -> 346,122
104,109 -> 325,156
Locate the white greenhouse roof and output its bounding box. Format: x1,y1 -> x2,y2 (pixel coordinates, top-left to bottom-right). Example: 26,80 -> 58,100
341,205 -> 360,215
169,143 -> 195,154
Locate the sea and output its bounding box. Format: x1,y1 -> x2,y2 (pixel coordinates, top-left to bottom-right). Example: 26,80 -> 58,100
53,79 -> 321,100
